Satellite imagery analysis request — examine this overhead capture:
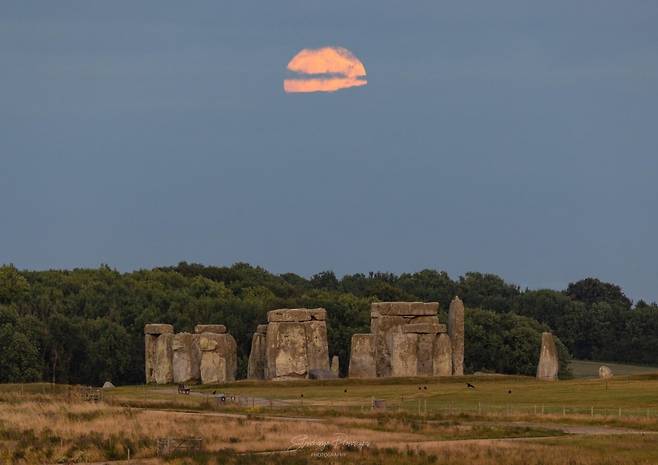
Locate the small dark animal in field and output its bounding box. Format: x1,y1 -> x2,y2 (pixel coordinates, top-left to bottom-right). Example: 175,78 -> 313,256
508,390 -> 512,394
344,389 -> 347,393
423,386 -> 427,390
418,386 -> 422,390
212,391 -> 216,395
466,383 -> 476,389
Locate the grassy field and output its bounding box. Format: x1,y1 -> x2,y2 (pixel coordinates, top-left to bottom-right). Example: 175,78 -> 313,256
570,359 -> 658,378
3,375 -> 658,464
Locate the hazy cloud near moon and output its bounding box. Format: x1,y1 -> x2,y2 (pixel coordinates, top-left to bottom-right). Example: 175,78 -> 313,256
284,46 -> 367,93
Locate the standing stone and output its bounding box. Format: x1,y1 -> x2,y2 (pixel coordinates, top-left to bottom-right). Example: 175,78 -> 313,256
263,308 -> 330,380
390,333 -> 419,377
416,334 -> 435,376
265,321 -> 309,379
348,334 -> 376,378
536,332 -> 559,381
305,320 -> 330,372
199,333 -> 237,384
144,324 -> 174,384
145,334 -> 158,384
153,333 -> 174,384
172,332 -> 201,384
330,355 -> 340,377
448,296 -> 465,376
247,329 -> 267,380
599,365 -> 613,379
372,313 -> 406,378
433,333 -> 453,376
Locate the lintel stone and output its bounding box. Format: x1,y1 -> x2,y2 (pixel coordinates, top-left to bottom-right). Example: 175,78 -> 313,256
144,324 -> 174,335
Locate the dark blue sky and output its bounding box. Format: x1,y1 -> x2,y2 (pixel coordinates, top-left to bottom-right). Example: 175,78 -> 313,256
2,1 -> 657,301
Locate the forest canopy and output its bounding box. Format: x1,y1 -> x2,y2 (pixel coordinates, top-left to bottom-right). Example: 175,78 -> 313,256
1,263 -> 655,385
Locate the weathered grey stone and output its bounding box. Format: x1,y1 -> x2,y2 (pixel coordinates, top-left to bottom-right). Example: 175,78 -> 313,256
433,333 -> 453,376
267,309 -> 312,323
304,320 -> 330,372
416,334 -> 434,376
448,296 -> 465,376
200,352 -> 226,384
372,314 -> 406,377
247,331 -> 266,380
536,332 -> 559,381
309,308 -> 327,321
331,355 -> 339,377
372,302 -> 438,316
194,324 -> 226,334
402,323 -> 447,334
172,333 -> 201,384
198,333 -> 237,384
390,333 -> 418,377
348,334 -> 376,378
410,315 -> 442,325
145,334 -> 158,383
599,365 -> 613,379
265,322 -> 309,379
153,333 -> 174,384
144,324 -> 174,335
256,324 -> 268,334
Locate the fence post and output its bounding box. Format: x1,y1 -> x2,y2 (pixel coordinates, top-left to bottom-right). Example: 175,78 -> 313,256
562,407 -> 566,416
478,402 -> 481,415
619,408 -> 621,418
591,406 -> 593,417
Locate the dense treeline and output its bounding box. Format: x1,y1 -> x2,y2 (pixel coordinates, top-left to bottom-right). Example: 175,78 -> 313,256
0,263 -> 655,385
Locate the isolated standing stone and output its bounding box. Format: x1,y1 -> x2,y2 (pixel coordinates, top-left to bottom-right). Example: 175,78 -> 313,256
348,334 -> 376,378
536,332 -> 559,381
172,332 -> 201,384
599,365 -> 613,379
433,333 -> 453,376
330,355 -> 340,377
448,296 -> 465,376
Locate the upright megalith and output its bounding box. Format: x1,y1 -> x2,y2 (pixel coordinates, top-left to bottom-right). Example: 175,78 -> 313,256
145,323 -> 236,385
448,296 -> 465,376
172,332 -> 201,384
350,301 -> 459,378
390,333 -> 419,377
371,302 -> 440,377
536,332 -> 559,381
348,334 -> 376,378
144,324 -> 174,384
261,308 -> 330,380
197,325 -> 237,385
247,325 -> 268,380
432,333 -> 453,376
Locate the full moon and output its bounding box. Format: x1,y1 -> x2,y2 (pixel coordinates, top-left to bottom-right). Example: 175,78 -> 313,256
284,46 -> 367,94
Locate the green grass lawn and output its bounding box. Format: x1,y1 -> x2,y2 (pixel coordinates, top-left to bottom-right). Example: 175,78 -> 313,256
570,359 -> 658,378
104,373 -> 658,417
